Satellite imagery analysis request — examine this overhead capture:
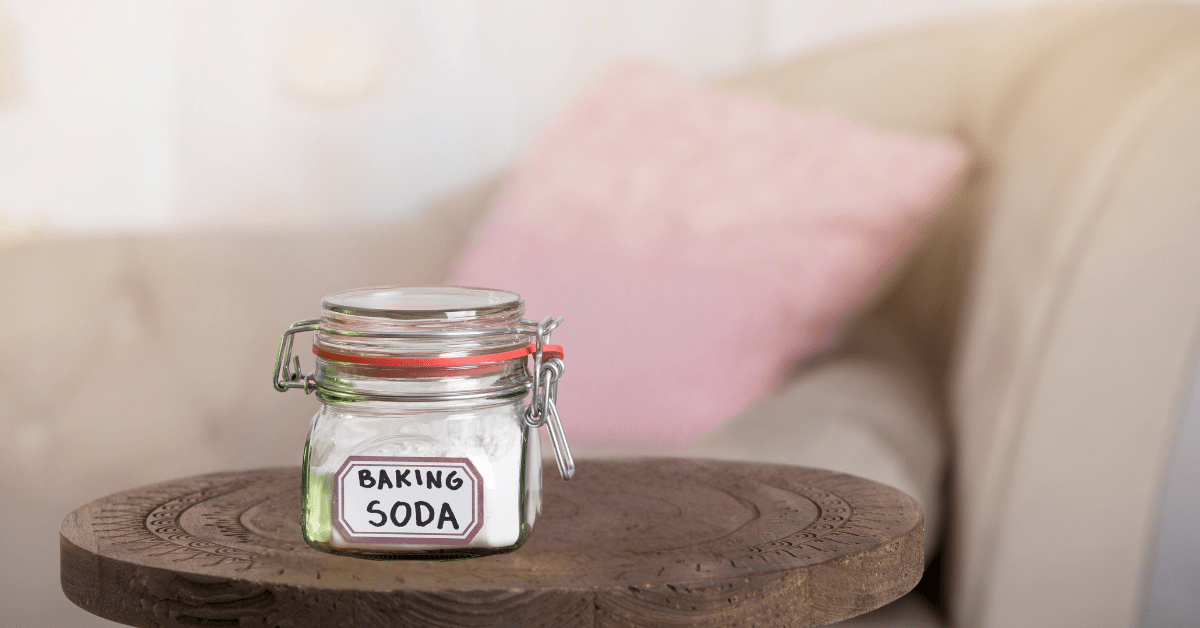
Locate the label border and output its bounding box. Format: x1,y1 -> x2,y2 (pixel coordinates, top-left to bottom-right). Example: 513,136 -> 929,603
332,455 -> 485,545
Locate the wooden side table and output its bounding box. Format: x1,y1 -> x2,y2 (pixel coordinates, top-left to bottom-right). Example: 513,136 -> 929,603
61,458 -> 923,627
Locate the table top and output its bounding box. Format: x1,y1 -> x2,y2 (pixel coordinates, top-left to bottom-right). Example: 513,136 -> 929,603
61,458 -> 923,627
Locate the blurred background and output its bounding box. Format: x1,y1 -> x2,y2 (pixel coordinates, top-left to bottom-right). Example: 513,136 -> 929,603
0,0 -> 1028,236
2,1 -> 1199,627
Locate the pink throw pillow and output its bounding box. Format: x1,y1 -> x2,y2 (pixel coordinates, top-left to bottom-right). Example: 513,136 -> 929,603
449,62 -> 967,448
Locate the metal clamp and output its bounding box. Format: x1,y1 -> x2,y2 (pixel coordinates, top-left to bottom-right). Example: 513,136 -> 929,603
522,316 -> 574,480
273,319 -> 320,393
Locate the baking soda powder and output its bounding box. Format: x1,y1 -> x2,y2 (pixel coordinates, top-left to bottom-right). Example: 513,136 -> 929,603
305,403 -> 535,552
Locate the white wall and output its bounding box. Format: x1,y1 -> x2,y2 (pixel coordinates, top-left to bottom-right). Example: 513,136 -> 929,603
0,0 -> 1041,234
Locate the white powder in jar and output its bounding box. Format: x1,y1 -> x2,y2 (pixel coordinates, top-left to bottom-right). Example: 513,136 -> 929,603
311,403 -> 528,550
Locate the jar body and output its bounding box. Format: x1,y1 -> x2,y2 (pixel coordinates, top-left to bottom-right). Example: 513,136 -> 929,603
302,397 -> 542,559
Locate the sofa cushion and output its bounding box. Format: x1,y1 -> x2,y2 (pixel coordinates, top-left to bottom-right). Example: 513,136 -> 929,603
450,62 -> 966,447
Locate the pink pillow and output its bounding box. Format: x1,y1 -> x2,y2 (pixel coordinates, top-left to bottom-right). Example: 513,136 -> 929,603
449,62 -> 967,448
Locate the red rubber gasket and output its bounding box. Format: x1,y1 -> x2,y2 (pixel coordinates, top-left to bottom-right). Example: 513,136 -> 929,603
312,343 -> 564,367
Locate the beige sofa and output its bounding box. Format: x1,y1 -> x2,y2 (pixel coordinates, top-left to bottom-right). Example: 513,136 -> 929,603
1,2 -> 1198,626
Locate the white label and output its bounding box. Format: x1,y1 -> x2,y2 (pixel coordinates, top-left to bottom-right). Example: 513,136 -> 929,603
333,456 -> 483,545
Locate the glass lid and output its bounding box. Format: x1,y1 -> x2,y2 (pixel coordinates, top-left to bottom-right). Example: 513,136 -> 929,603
322,286 -> 523,321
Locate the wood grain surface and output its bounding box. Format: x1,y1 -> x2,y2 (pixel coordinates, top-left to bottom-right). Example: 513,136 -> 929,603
61,458 -> 923,627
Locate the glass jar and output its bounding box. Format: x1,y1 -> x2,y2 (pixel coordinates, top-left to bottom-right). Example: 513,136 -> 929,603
272,286 -> 573,560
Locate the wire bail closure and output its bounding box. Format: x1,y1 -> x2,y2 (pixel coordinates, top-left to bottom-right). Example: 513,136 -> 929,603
272,314 -> 575,480
522,316 -> 574,480
273,319 -> 321,394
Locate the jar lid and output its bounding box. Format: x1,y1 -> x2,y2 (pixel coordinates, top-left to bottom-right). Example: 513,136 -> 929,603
316,285 -> 531,361
304,286 -> 544,403
322,286 -> 523,321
